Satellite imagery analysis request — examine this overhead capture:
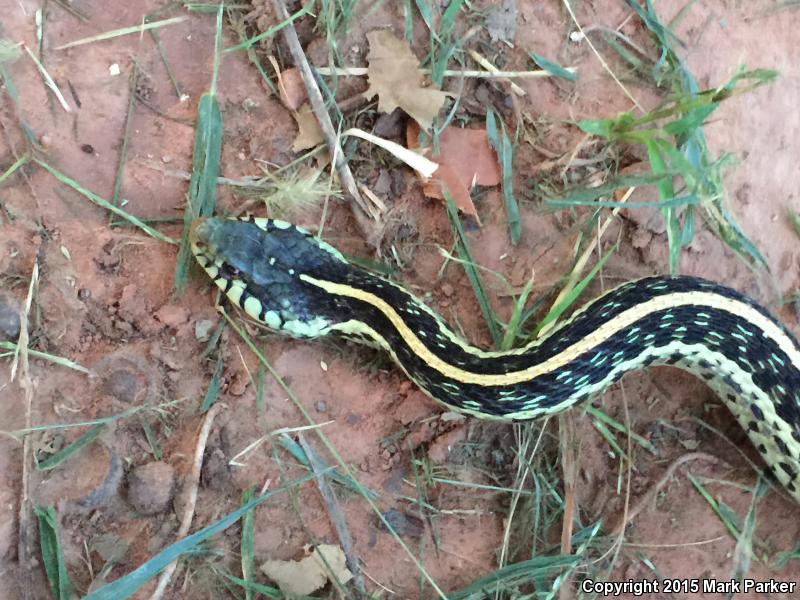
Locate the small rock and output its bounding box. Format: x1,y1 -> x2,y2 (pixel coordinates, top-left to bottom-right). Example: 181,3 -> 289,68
194,319 -> 216,342
228,369 -> 250,396
0,293 -> 21,340
315,400 -> 328,413
201,447 -> 231,491
127,461 -> 176,515
278,68 -> 308,110
154,304 -> 190,328
103,369 -> 141,403
373,170 -> 393,198
441,283 -> 454,297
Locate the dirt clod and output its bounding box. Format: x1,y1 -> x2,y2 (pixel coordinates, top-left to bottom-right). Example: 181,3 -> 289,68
0,293 -> 21,341
127,461 -> 176,515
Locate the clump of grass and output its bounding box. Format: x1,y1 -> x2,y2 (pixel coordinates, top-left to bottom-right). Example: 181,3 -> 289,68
253,169 -> 341,220
548,0 -> 777,273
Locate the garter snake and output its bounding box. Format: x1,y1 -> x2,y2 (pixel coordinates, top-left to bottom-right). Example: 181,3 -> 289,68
190,216 -> 800,503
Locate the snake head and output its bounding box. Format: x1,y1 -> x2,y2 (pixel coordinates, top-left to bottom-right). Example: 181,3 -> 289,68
190,216 -> 351,338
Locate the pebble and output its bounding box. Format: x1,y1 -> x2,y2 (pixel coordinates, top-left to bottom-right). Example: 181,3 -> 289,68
315,400 -> 328,413
0,293 -> 21,340
194,319 -> 216,341
441,283 -> 454,297
127,461 -> 176,515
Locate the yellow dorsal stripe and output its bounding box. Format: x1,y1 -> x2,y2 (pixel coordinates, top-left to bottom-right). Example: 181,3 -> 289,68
302,275 -> 800,387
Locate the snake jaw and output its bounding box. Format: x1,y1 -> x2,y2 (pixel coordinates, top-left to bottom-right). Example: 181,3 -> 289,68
189,216 -> 349,338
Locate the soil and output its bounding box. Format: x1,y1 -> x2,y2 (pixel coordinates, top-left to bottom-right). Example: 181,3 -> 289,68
1,1 -> 799,599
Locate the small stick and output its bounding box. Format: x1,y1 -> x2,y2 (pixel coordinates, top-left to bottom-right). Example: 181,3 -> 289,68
315,66 -> 577,80
15,257 -> 39,600
609,452 -> 722,536
148,403 -> 224,600
298,433 -> 365,594
467,49 -> 526,96
271,0 -> 376,242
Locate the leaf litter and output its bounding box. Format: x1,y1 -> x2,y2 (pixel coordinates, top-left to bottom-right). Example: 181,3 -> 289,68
407,121 -> 501,221
363,30 -> 449,130
260,544 -> 353,596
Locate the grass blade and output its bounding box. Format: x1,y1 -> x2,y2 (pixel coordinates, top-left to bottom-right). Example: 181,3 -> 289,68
200,355 -> 224,414
448,554 -> 579,599
35,505 -> 75,600
277,434 -> 379,499
34,158 -> 177,245
0,341 -> 91,374
36,424 -> 105,471
584,405 -> 657,455
486,109 -> 521,245
444,192 -> 502,346
240,487 -> 256,600
791,210 -> 800,239
0,153 -> 29,185
535,242 -> 617,336
528,52 -> 578,81
174,7 -> 224,294
54,16 -> 186,50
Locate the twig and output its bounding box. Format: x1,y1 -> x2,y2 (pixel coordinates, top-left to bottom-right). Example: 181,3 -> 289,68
271,0 -> 376,243
467,50 -> 526,96
562,0 -> 643,112
557,412 -> 578,600
15,256 -> 39,600
298,433 -> 365,594
149,403 -> 224,600
315,66 -> 577,80
609,452 -> 721,536
24,45 -> 71,112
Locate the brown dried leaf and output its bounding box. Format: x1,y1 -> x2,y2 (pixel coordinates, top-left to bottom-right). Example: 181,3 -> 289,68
407,122 -> 502,222
291,104 -> 324,152
364,30 -> 448,130
261,544 -> 353,596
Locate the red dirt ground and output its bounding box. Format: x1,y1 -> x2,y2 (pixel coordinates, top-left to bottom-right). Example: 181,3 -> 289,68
1,1 -> 799,598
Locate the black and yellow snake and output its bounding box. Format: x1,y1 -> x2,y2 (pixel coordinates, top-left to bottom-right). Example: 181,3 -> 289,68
190,216 -> 800,503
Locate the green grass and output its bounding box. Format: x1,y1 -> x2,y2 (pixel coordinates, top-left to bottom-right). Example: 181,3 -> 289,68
84,471 -> 324,600
486,109 -> 521,245
548,0 -> 777,274
36,506 -> 75,600
173,5 -> 224,294
35,424 -> 105,471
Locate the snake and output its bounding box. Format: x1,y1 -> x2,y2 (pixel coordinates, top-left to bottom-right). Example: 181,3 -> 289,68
190,215 -> 800,503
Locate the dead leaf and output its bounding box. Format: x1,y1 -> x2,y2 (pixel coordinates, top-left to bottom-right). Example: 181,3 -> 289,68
486,0 -> 518,44
278,67 -> 308,111
407,122 -> 501,221
292,104 -> 324,152
364,30 -> 448,130
261,544 -> 353,596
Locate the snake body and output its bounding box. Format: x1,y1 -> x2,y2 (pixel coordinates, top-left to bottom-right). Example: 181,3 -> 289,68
190,216 -> 800,503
